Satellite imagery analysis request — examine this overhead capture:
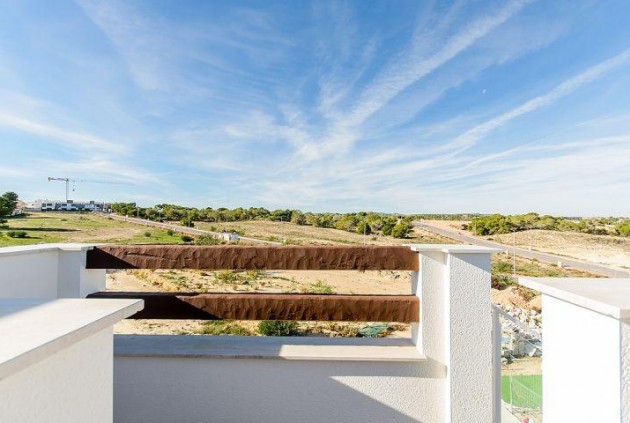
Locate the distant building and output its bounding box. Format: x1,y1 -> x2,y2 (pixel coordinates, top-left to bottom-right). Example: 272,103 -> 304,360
31,200 -> 111,212
220,232 -> 240,242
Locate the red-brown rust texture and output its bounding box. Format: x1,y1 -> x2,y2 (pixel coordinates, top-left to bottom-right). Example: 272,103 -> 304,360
86,245 -> 419,271
87,292 -> 420,322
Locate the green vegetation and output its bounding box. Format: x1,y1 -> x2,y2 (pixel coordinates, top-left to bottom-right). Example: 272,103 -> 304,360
470,212 -> 623,236
200,320 -> 251,336
616,220 -> 630,237
111,203 -> 415,239
301,280 -> 335,294
390,221 -> 412,238
258,320 -> 300,336
180,235 -> 194,243
0,192 -> 19,226
6,230 -> 27,238
194,234 -> 221,245
501,375 -> 542,409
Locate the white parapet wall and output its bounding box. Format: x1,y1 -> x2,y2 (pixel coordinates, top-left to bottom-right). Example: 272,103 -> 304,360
0,243 -> 499,423
520,277 -> 630,423
0,244 -> 105,298
0,299 -> 143,423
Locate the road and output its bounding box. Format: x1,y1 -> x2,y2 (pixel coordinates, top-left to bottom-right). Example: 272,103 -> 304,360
102,213 -> 281,245
414,221 -> 630,278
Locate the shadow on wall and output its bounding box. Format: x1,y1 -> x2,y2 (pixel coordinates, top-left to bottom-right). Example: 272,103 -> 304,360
114,344 -> 445,423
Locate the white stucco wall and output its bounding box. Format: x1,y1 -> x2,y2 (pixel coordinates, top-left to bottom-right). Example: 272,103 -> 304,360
0,329 -> 113,423
0,245 -> 105,299
0,247 -> 59,298
543,295 -> 621,422
114,355 -> 444,423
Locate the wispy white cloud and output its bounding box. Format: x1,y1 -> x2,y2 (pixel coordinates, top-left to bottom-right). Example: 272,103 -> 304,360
343,0 -> 532,127
0,112 -> 129,154
446,48 -> 630,151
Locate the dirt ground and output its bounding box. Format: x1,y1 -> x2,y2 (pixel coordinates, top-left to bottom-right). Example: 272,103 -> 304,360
492,229 -> 630,269
423,218 -> 630,269
502,356 -> 542,375
195,220 -> 450,246
492,286 -> 542,313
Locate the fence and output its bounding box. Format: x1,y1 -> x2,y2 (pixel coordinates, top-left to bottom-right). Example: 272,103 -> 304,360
502,374 -> 542,422
86,245 -> 420,324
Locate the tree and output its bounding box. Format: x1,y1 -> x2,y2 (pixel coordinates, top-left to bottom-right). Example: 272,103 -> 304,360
616,221 -> 630,237
290,210 -> 306,225
356,221 -> 372,235
391,222 -> 412,238
0,192 -> 18,219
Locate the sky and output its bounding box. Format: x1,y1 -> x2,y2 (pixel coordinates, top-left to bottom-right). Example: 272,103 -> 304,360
1,0 -> 630,216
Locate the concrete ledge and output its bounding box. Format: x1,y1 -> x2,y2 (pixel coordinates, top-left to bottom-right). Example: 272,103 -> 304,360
115,335 -> 426,362
0,298 -> 143,379
520,277 -> 630,319
410,244 -> 502,254
0,243 -> 95,257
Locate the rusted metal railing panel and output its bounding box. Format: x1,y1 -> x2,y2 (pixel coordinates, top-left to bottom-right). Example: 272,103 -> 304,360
86,245 -> 419,271
87,292 -> 419,322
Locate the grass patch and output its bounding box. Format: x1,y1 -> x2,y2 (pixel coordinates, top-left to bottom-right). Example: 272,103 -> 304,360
501,374 -> 542,409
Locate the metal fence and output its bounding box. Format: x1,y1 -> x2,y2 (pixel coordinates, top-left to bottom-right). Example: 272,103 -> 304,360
502,374 -> 542,422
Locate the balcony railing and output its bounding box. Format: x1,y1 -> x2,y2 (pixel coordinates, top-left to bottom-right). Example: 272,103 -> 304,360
0,243 -> 500,423
86,245 -> 419,324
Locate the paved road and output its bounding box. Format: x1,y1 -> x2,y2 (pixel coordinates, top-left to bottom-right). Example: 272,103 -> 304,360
414,221 -> 630,278
102,213 -> 281,245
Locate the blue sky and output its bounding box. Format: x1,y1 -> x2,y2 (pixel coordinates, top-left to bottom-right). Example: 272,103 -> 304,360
1,0 -> 630,215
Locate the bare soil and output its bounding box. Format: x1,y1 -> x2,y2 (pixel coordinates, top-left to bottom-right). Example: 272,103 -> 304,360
195,220 -> 450,246
492,286 -> 542,313
491,229 -> 630,269
502,356 -> 542,375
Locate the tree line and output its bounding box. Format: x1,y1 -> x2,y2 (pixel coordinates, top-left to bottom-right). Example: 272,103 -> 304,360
111,203 -> 413,238
468,213 -> 630,237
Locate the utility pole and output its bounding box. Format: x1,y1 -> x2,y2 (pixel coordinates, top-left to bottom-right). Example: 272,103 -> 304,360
513,230 -> 517,277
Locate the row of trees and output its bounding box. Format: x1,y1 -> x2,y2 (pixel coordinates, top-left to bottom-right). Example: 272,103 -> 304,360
110,203 -> 413,238
468,213 -> 630,237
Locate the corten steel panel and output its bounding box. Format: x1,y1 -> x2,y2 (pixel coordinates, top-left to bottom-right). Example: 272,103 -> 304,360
87,292 -> 420,322
86,245 -> 419,271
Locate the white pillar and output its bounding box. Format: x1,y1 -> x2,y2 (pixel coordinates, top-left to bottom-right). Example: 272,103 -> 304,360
411,245 -> 499,423
520,277 -> 630,423
0,244 -> 105,299
57,245 -> 106,298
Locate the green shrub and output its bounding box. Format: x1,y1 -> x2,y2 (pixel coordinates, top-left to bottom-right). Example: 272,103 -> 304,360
166,229 -> 174,236
215,270 -> 237,284
301,280 -> 334,294
7,230 -> 27,238
258,320 -> 299,336
616,221 -> 630,237
180,235 -> 194,243
180,218 -> 194,227
194,234 -> 220,245
200,321 -> 250,336
144,231 -> 151,237
243,270 -> 262,283
356,221 -> 371,235
391,222 -> 412,238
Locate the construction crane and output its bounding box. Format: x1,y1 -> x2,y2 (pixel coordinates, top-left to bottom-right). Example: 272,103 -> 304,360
47,177 -> 130,202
